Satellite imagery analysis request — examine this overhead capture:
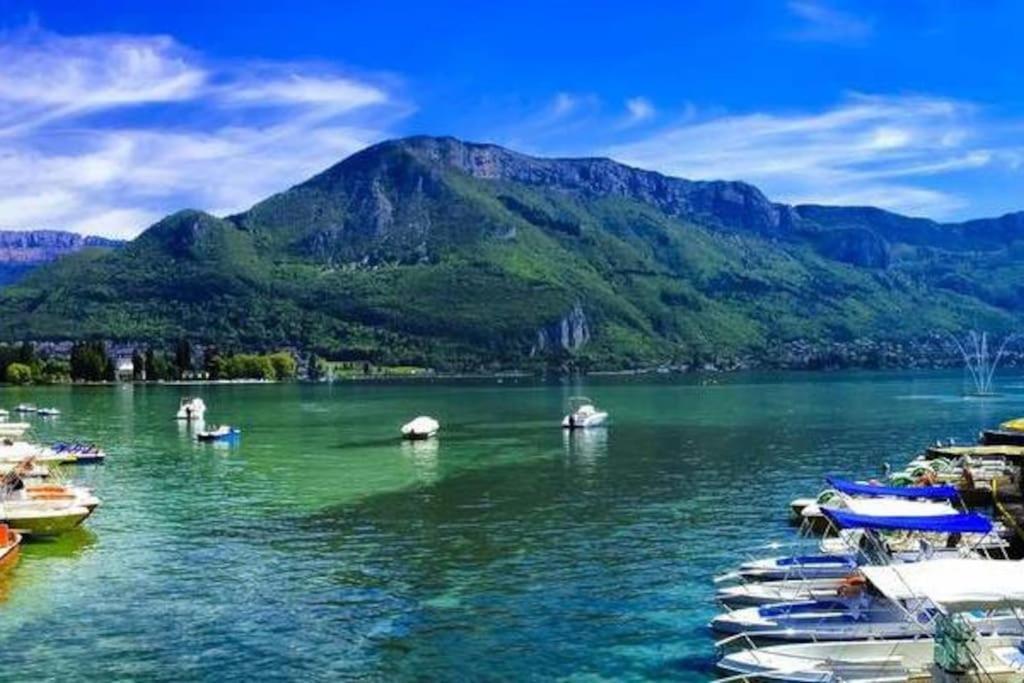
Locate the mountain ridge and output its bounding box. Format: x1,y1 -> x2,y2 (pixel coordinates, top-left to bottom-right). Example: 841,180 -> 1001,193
0,229 -> 124,286
0,136 -> 1020,370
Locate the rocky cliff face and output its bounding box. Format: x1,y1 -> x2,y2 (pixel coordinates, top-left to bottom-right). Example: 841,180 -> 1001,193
531,303 -> 590,355
0,230 -> 123,285
390,136 -> 795,237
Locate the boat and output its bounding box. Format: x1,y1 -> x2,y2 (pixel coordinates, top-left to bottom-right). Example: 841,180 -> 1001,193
196,425 -> 241,442
0,423 -> 31,438
0,500 -> 93,536
35,407 -> 60,417
980,417 -> 1024,446
0,441 -> 77,465
561,397 -> 608,429
401,416 -> 439,440
799,482 -> 963,535
175,397 -> 206,421
717,577 -> 852,608
716,559 -> 1024,681
0,524 -> 21,570
51,442 -> 106,464
12,404 -> 36,414
0,409 -> 9,419
727,506 -> 1003,583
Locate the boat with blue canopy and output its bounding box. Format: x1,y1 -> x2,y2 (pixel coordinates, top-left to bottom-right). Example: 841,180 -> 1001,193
723,503 -> 1005,585
824,475 -> 959,501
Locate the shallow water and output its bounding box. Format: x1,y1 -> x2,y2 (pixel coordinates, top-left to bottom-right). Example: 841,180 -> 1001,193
0,371 -> 1018,681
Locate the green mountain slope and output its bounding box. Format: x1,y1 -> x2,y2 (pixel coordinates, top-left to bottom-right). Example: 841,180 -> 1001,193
1,136 -> 1020,370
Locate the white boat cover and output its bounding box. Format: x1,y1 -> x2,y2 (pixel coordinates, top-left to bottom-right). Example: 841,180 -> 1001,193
862,559 -> 1024,612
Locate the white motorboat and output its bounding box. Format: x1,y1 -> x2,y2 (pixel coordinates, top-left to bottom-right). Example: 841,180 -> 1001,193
717,577 -> 851,608
36,407 -> 60,417
0,441 -> 75,465
712,584 -> 1023,642
716,559 -> 1024,682
401,416 -> 439,440
800,486 -> 963,535
176,397 -> 206,421
561,397 -> 608,429
12,404 -> 36,414
728,506 -> 999,582
0,409 -> 9,419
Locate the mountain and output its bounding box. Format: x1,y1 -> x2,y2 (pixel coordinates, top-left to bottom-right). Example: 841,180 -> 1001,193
1,136 -> 1021,370
0,230 -> 124,286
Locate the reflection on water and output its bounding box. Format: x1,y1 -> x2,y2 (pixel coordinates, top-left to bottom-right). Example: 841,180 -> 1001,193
562,426 -> 609,465
400,438 -> 440,484
23,526 -> 98,561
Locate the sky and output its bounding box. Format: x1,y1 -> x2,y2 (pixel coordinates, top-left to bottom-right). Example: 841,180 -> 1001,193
1,0 -> 1023,237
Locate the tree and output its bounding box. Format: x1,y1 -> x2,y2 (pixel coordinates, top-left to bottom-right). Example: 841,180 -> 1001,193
175,338 -> 193,378
70,341 -> 110,382
307,353 -> 323,381
16,342 -> 34,365
203,346 -> 221,379
132,350 -> 146,381
5,362 -> 32,385
268,351 -> 297,380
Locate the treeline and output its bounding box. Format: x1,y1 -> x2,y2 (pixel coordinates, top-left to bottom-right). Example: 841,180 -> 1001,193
1,340 -> 299,383
0,343 -> 70,385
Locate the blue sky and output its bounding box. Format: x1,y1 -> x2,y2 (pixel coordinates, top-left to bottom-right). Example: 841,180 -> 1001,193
1,0 -> 1023,236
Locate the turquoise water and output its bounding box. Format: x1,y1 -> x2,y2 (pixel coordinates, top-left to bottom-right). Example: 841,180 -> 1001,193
0,372 -> 1019,681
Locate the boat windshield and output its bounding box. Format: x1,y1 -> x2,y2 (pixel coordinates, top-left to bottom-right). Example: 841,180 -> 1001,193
568,396 -> 595,412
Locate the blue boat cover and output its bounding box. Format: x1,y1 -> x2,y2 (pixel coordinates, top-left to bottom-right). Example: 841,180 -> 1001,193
823,508 -> 993,534
825,476 -> 959,501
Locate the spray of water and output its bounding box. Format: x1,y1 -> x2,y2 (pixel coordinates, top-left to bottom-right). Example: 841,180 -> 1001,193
948,331 -> 1018,396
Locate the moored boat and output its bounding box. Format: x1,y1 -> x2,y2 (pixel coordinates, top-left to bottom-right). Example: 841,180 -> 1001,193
401,416 -> 440,440
716,559 -> 1024,682
176,397 -> 206,421
12,404 -> 36,414
36,407 -> 60,417
0,501 -> 93,536
0,524 -> 21,571
196,425 -> 241,442
561,397 -> 608,429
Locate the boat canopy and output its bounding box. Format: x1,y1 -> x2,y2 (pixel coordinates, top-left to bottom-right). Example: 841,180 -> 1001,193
825,476 -> 959,501
862,559 -> 1024,612
1000,417 -> 1024,432
823,507 -> 993,534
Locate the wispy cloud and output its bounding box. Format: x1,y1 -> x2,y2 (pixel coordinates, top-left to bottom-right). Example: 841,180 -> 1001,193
607,93 -> 1001,217
0,26 -> 407,237
623,97 -> 656,126
786,1 -> 873,44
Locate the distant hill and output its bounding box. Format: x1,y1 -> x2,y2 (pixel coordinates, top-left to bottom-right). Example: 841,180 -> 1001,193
1,136 -> 1021,370
0,230 -> 123,286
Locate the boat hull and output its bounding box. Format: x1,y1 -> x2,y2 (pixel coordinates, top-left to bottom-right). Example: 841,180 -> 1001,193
1,507 -> 91,536
717,635 -> 1024,682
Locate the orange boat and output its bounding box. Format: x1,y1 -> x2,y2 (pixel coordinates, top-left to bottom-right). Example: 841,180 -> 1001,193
0,523 -> 22,571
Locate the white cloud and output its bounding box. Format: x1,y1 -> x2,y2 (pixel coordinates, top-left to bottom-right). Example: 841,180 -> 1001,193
0,26 -> 405,237
624,97 -> 655,125
786,0 -> 873,44
606,93 -> 998,218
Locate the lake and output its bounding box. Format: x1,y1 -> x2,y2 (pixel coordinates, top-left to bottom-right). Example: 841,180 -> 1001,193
0,371 -> 1017,681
